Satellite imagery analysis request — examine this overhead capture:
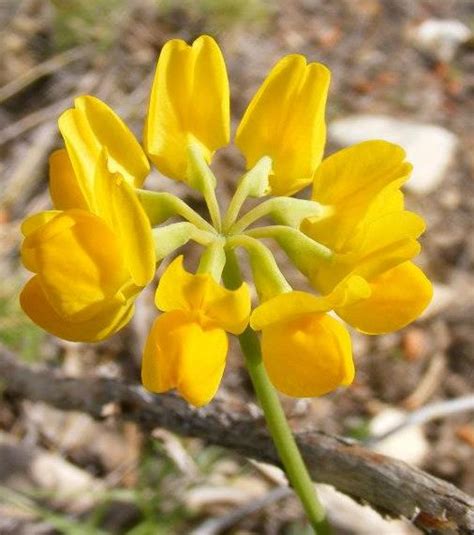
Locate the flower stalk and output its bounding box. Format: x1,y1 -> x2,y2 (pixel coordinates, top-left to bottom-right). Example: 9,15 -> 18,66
230,196 -> 325,234
225,234 -> 291,301
198,238 -> 226,280
187,143 -> 222,231
222,156 -> 272,232
223,249 -> 332,535
137,189 -> 215,233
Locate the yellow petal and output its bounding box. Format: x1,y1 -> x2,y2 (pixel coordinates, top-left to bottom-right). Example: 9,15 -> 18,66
337,184 -> 407,254
93,152 -> 156,286
145,35 -> 230,182
336,262 -> 433,334
261,313 -> 354,397
22,210 -> 130,320
49,149 -> 89,210
304,141 -> 411,252
312,140 -> 410,204
21,211 -> 62,272
141,311 -> 227,407
58,95 -> 150,194
349,211 -> 425,281
236,55 -> 330,196
310,209 -> 425,294
362,184 -> 405,224
20,276 -> 134,342
155,256 -> 250,334
21,211 -> 61,237
250,276 -> 370,331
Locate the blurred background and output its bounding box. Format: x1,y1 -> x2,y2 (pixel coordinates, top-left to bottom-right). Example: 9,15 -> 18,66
0,0 -> 473,533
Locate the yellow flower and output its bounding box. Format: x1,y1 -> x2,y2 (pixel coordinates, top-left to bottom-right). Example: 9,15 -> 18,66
302,140 -> 433,334
236,55 -> 330,196
302,141 -> 412,253
58,95 -> 150,193
145,35 -> 230,183
20,151 -> 155,342
250,277 -> 369,397
142,256 -> 250,406
334,261 -> 432,334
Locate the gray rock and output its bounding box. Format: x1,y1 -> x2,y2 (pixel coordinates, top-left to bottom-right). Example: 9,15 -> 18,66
369,408 -> 428,466
411,18 -> 472,62
329,115 -> 458,194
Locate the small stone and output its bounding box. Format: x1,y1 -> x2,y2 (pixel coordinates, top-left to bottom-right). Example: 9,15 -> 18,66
318,484 -> 413,534
411,18 -> 472,62
401,327 -> 430,361
456,425 -> 474,448
421,283 -> 455,319
369,407 -> 429,465
329,115 -> 459,194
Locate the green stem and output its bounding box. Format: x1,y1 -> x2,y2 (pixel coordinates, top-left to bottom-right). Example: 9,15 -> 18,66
230,197 -> 325,235
245,225 -> 332,259
137,190 -> 215,233
229,198 -> 278,235
225,235 -> 291,301
222,250 -> 332,534
245,225 -> 333,279
222,156 -> 272,232
197,238 -> 226,281
187,144 -> 222,232
202,178 -> 222,233
152,222 -> 215,262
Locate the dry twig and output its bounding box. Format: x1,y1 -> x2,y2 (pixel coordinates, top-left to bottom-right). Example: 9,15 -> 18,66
0,46 -> 90,104
0,345 -> 472,535
367,396 -> 474,446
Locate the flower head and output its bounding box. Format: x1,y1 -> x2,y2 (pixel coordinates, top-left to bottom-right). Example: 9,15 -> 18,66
20,34 -> 433,407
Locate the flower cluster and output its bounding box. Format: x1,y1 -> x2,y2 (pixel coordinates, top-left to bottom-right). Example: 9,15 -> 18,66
20,35 -> 432,406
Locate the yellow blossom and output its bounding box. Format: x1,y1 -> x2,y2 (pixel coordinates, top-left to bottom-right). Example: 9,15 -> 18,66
236,54 -> 330,196
145,35 -> 230,183
58,95 -> 150,193
302,140 -> 432,334
142,256 -> 250,406
20,150 -> 155,342
250,277 -> 369,397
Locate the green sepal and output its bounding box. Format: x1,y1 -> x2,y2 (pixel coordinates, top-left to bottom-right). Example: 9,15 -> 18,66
138,191 -> 181,225
268,198 -> 325,228
186,143 -> 217,192
246,226 -> 332,278
152,222 -> 215,261
222,157 -> 272,232
197,238 -> 226,281
231,197 -> 325,234
226,235 -> 291,301
240,156 -> 272,198
186,142 -> 222,231
137,190 -> 215,233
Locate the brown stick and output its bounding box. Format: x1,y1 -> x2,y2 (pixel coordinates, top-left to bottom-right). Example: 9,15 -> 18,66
0,46 -> 90,105
0,345 -> 472,534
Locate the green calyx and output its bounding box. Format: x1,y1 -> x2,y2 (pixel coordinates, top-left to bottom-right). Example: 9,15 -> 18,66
230,196 -> 326,234
245,225 -> 332,278
152,222 -> 215,261
197,238 -> 226,281
226,234 -> 291,301
222,156 -> 272,232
